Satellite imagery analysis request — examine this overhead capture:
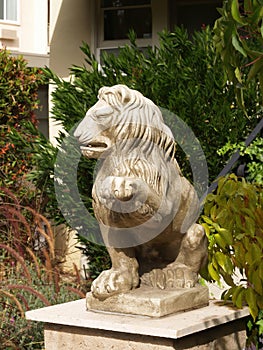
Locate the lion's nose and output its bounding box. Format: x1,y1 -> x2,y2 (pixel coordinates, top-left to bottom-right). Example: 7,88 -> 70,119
74,123 -> 90,145
74,124 -> 82,140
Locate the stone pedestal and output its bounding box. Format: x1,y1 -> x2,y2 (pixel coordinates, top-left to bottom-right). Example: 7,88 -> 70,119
86,285 -> 209,317
26,299 -> 249,350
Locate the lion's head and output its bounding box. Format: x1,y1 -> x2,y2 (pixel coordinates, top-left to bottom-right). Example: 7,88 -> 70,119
74,84 -> 177,161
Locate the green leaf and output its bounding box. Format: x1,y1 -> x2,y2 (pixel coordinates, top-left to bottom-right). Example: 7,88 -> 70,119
210,205 -> 217,221
201,223 -> 210,237
215,251 -> 233,274
221,270 -> 235,286
232,285 -> 245,308
221,177 -> 238,197
232,34 -> 247,57
234,67 -> 242,83
234,242 -> 246,267
208,262 -> 220,282
231,0 -> 247,25
245,287 -> 259,321
250,269 -> 263,295
256,319 -> 263,335
245,217 -> 256,235
217,176 -> 227,195
214,233 -> 227,249
217,228 -> 233,245
258,263 -> 263,281
240,207 -> 256,220
248,243 -> 262,265
202,216 -> 213,225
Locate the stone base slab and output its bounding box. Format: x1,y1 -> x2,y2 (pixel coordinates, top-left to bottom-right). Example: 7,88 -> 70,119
86,285 -> 209,317
26,299 -> 250,350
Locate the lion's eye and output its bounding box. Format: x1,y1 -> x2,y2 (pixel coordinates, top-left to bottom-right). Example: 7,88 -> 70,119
94,105 -> 114,117
88,100 -> 114,122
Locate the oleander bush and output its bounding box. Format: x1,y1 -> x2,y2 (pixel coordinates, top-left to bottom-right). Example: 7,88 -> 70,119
0,49 -> 45,196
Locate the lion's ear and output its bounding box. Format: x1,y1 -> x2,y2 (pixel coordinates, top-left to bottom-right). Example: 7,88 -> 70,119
111,85 -> 131,105
118,90 -> 131,104
98,85 -> 135,109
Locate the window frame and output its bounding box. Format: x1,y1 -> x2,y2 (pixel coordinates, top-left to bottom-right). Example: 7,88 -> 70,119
0,0 -> 19,24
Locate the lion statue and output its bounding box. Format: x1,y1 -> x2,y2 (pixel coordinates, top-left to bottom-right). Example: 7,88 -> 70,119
74,84 -> 207,300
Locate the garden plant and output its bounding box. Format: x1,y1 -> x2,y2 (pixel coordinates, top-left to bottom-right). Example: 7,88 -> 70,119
205,1 -> 263,348
0,50 -> 86,349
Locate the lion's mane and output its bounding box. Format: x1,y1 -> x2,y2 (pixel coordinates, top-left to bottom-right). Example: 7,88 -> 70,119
97,85 -> 181,196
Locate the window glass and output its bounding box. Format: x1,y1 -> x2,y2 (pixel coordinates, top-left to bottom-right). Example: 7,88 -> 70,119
104,7 -> 152,40
0,0 -> 17,21
102,0 -> 150,8
170,1 -> 221,33
6,0 -> 17,21
0,0 -> 4,19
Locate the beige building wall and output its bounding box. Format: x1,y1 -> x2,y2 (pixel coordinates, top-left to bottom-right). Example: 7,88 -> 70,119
0,0 -> 49,67
49,0 -> 93,78
48,0 -> 94,144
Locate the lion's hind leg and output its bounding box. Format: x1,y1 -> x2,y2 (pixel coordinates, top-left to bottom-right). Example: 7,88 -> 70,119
141,224 -> 207,289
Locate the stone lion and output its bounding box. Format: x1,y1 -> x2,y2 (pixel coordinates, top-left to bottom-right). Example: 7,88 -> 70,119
74,84 -> 207,300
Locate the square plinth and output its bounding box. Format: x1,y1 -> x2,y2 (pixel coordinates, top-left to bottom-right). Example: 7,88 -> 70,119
26,298 -> 249,350
86,285 -> 209,317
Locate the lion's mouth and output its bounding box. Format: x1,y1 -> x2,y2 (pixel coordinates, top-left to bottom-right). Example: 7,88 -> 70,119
80,142 -> 109,158
81,142 -> 108,151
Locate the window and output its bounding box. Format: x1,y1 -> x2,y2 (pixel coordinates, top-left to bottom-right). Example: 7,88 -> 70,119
98,0 -> 152,59
170,0 -> 222,33
0,0 -> 18,22
102,0 -> 152,40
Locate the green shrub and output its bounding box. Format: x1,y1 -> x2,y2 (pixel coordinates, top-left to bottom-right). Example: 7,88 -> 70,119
0,48 -> 47,211
200,174 -> 263,348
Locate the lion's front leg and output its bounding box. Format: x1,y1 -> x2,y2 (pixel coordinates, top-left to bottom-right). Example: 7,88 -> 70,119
91,246 -> 139,300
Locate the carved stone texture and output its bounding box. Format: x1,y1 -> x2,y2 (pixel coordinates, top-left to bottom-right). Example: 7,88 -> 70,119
74,84 -> 208,303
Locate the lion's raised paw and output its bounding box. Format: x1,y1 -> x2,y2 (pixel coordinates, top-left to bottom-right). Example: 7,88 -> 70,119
98,176 -> 149,211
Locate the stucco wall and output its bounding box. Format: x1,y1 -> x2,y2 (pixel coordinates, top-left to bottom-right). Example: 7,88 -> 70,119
49,0 -> 93,78
0,0 -> 49,66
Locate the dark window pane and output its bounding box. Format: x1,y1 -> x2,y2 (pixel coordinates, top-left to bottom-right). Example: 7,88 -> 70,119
0,0 -> 4,19
171,3 -> 221,33
104,8 -> 152,40
102,0 -> 150,8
